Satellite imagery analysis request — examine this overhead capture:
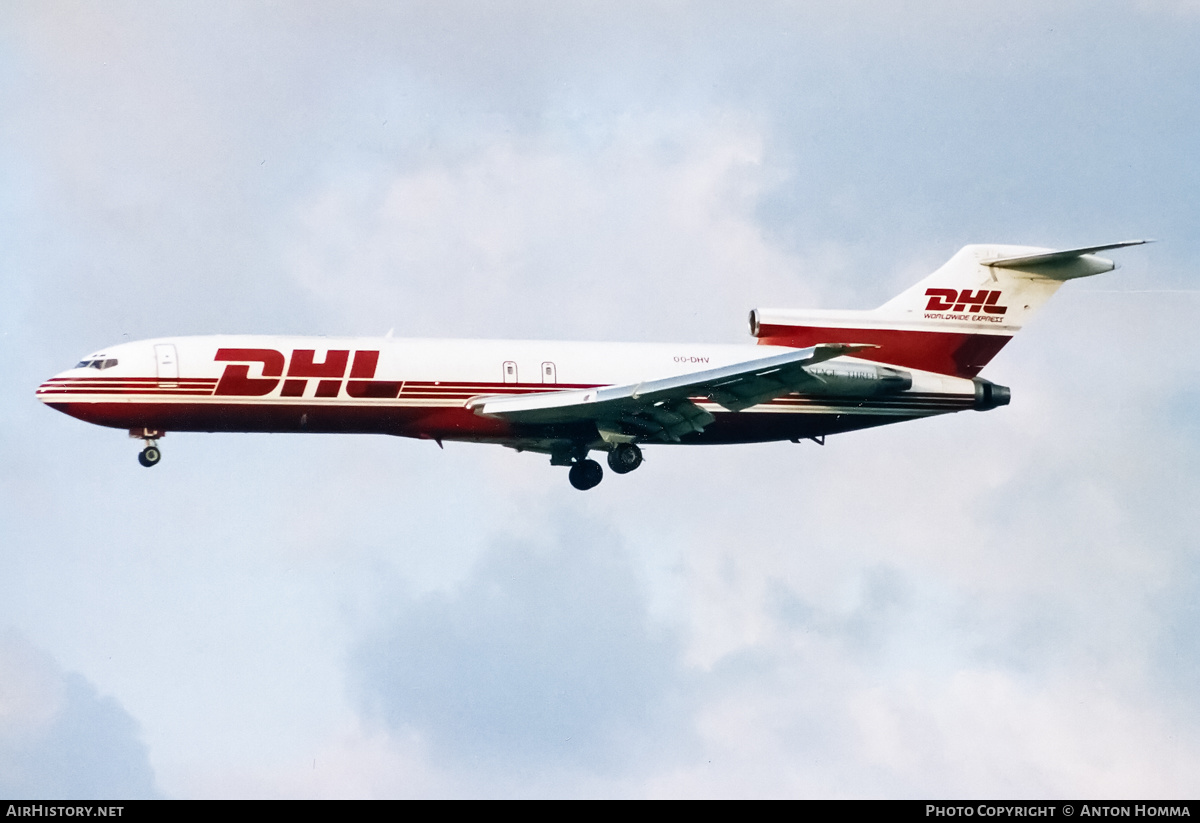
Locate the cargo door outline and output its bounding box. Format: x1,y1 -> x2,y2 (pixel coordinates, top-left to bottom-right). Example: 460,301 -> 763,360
155,344 -> 179,387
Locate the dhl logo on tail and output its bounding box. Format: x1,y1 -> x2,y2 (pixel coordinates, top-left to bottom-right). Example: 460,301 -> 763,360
924,289 -> 1007,314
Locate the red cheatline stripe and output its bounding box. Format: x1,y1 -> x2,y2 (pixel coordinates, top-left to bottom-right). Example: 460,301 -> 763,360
38,389 -> 217,396
43,377 -> 217,385
42,379 -> 587,394
38,387 -> 976,410
39,383 -> 218,390
42,398 -> 970,416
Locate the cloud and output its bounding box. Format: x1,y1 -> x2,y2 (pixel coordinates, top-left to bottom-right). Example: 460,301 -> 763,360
284,112 -> 819,342
351,514 -> 692,791
0,631 -> 159,799
843,668 -> 1200,797
5,0 -> 1200,800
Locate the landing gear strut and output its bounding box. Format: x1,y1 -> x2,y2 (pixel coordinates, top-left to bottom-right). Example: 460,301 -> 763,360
606,443 -> 643,474
130,428 -> 164,468
568,458 -> 603,491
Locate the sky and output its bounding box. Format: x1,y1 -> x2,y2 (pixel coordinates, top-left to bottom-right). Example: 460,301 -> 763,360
2,0 -> 1199,799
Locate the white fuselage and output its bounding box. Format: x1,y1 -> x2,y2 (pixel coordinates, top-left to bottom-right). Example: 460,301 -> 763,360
38,334 -> 985,449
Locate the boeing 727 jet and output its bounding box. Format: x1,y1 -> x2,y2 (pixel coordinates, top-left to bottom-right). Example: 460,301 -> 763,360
37,241 -> 1146,489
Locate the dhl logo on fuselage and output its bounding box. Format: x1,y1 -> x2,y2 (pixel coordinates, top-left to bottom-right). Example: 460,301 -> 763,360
924,289 -> 1007,315
214,348 -> 401,398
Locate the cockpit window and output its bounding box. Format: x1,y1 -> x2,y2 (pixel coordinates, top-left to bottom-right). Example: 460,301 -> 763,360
74,358 -> 118,370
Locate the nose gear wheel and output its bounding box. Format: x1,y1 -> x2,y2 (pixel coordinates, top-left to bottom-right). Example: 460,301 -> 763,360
130,428 -> 165,468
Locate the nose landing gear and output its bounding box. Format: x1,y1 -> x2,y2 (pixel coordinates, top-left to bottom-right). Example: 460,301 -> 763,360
130,428 -> 165,468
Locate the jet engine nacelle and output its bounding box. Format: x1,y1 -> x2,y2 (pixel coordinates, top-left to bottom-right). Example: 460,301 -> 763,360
972,377 -> 1011,410
802,362 -> 913,396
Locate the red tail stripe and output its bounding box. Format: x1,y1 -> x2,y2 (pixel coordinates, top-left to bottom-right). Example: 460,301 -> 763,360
755,325 -> 1011,378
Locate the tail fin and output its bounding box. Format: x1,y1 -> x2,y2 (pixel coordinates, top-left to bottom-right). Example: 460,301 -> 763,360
750,241 -> 1148,377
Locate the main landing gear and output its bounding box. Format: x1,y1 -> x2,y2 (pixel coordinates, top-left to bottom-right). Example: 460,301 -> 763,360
606,442 -> 643,474
568,459 -> 603,491
564,443 -> 644,491
130,428 -> 164,468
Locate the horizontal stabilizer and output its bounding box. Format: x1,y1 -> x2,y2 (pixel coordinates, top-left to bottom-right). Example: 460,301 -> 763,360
982,240 -> 1151,270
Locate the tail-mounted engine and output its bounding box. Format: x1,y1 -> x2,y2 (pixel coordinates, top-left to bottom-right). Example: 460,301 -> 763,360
972,377 -> 1011,410
802,362 -> 913,396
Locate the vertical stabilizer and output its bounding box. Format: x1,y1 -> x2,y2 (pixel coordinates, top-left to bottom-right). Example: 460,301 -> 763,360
750,241 -> 1147,377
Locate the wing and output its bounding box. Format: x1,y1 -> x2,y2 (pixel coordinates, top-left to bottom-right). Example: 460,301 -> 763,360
466,343 -> 875,443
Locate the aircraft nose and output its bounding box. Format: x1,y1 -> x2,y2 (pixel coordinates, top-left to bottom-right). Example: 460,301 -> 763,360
36,371 -> 72,405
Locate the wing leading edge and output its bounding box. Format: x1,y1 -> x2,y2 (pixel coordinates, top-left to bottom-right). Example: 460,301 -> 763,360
466,343 -> 895,443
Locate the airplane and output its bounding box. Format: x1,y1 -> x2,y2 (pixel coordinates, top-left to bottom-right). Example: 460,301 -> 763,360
37,240 -> 1146,490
